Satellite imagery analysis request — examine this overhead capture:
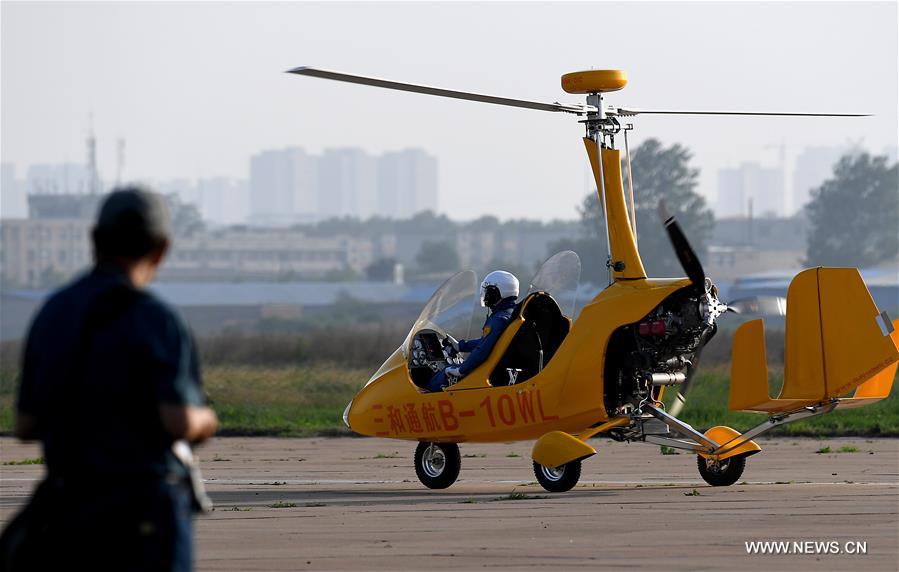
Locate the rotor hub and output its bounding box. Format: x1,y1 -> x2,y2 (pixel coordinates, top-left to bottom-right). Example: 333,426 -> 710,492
561,70 -> 627,94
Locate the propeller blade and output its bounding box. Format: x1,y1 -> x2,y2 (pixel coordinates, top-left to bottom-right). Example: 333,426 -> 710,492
613,107 -> 871,118
667,326 -> 716,417
287,67 -> 596,115
668,363 -> 697,417
657,201 -> 705,287
727,296 -> 787,316
667,375 -> 692,417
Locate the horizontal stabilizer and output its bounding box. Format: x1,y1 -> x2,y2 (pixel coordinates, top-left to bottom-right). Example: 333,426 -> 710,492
837,318 -> 899,409
729,268 -> 899,414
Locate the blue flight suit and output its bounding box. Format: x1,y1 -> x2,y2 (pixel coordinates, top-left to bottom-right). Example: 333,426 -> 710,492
427,297 -> 518,392
15,266 -> 204,571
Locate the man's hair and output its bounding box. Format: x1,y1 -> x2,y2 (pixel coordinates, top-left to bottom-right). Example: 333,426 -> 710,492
92,186 -> 171,259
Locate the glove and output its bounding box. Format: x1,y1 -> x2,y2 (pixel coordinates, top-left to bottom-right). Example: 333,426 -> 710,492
443,335 -> 460,352
444,366 -> 461,380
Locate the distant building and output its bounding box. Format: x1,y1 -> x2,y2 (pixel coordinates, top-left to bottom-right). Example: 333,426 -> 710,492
27,193 -> 103,220
26,163 -> 96,195
248,146 -> 439,224
0,217 -> 93,287
378,148 -> 438,218
1,163 -> 27,218
705,215 -> 809,282
1,213 -> 376,287
249,147 -> 319,226
160,228 -> 374,281
792,145 -> 857,214
711,215 -> 807,251
717,162 -> 785,218
705,246 -> 804,282
197,177 -> 248,226
318,148 -> 377,219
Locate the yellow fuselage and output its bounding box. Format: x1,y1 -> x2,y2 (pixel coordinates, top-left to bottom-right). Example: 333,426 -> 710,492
346,277 -> 690,442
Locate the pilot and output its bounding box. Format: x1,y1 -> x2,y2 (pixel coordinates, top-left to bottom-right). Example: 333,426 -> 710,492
426,270 -> 520,392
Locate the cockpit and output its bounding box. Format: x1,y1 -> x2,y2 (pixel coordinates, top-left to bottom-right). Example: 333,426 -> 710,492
405,251 -> 581,390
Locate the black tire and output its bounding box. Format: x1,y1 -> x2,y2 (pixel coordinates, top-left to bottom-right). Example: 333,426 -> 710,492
414,442 -> 461,489
697,454 -> 746,486
533,460 -> 581,493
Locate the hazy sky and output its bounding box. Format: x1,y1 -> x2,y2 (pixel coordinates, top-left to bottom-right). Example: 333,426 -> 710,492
2,1 -> 897,221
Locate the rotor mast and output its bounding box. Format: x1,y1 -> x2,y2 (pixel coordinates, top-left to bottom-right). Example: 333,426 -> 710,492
563,70 -> 646,283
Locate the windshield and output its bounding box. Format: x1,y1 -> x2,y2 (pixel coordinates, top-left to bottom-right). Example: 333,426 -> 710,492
404,270 -> 477,352
527,250 -> 582,318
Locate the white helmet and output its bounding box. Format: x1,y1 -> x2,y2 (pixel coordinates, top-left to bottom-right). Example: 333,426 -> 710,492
480,270 -> 519,307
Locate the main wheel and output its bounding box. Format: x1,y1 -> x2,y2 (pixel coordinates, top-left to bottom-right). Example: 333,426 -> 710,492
414,442 -> 461,489
533,460 -> 581,493
697,454 -> 746,486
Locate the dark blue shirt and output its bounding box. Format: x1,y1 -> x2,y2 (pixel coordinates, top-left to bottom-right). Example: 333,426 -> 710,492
457,297 -> 517,376
18,266 -> 204,480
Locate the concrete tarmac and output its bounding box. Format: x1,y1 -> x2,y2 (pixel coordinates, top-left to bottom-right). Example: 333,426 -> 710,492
2,436 -> 897,571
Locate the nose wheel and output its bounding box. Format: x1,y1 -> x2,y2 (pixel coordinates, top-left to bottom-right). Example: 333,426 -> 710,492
533,460 -> 582,492
414,442 -> 461,489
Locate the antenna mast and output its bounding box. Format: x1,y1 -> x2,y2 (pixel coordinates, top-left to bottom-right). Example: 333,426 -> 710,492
116,138 -> 125,186
86,115 -> 99,195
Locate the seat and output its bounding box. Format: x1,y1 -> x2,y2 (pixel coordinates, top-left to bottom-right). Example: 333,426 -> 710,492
489,292 -> 570,386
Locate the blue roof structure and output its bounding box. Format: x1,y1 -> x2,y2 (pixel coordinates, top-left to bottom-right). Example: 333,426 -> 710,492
4,281 -> 442,308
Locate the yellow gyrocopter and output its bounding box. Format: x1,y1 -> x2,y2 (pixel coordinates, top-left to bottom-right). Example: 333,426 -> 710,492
288,67 -> 898,492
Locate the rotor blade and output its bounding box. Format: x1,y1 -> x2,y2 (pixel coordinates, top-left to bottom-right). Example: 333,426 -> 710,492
657,201 -> 705,287
614,107 -> 871,118
288,67 -> 595,115
727,296 -> 787,316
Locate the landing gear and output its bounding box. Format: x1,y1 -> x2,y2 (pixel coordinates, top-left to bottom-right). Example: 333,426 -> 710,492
697,454 -> 745,486
414,442 -> 461,489
533,460 -> 582,492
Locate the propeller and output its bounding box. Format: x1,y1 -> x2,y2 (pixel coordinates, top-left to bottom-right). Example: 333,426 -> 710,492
657,200 -> 705,287
287,67 -> 870,118
657,204 -> 788,416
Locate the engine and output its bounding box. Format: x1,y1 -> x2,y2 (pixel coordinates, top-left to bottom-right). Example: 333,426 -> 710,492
604,284 -> 725,415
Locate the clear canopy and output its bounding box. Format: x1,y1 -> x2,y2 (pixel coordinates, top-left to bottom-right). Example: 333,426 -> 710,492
403,270 -> 478,352
527,250 -> 582,318
401,252 -> 582,355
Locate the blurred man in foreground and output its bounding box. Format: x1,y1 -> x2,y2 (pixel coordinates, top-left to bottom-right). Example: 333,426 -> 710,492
3,187 -> 217,571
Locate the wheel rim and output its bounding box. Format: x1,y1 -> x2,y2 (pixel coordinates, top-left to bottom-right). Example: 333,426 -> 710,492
705,458 -> 730,474
422,444 -> 446,478
539,464 -> 565,482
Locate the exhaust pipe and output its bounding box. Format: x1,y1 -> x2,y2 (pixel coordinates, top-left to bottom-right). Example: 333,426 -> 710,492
644,372 -> 687,386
